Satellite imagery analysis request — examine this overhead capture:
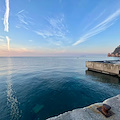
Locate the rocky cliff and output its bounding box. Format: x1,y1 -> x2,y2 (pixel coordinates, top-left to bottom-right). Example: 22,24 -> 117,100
108,45 -> 120,57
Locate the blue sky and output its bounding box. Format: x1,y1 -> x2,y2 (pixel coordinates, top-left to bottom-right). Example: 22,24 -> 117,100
0,0 -> 120,56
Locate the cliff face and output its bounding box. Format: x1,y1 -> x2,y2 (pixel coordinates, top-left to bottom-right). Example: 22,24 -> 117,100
108,45 -> 120,57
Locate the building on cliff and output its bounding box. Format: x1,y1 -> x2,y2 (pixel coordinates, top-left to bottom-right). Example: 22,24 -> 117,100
108,45 -> 120,57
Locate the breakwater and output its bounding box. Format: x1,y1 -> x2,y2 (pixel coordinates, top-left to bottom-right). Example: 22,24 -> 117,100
47,95 -> 120,120
86,60 -> 120,77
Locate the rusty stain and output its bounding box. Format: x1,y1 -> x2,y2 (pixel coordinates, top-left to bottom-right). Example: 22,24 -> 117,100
88,104 -> 101,114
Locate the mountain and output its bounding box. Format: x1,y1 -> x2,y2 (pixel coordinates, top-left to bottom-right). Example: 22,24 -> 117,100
108,45 -> 120,57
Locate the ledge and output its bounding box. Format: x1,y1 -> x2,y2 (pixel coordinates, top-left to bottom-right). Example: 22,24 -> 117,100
47,95 -> 120,120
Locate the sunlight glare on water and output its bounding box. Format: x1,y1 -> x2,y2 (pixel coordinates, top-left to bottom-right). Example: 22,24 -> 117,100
0,56 -> 120,120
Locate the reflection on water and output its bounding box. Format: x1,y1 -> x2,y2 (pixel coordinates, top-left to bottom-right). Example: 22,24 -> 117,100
6,58 -> 21,120
0,57 -> 119,120
86,70 -> 120,84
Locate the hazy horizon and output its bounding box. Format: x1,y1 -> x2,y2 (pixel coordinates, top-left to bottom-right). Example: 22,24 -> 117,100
0,0 -> 120,56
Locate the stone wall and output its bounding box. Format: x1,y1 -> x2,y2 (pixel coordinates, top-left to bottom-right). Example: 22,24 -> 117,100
86,61 -> 120,76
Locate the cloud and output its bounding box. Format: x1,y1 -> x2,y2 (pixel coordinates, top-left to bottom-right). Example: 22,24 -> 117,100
73,9 -> 120,46
35,30 -> 54,38
94,10 -> 106,21
16,10 -> 34,30
92,9 -> 120,30
83,10 -> 106,31
17,14 -> 28,25
6,36 -> 10,51
35,15 -> 68,38
17,10 -> 24,14
4,0 -> 10,32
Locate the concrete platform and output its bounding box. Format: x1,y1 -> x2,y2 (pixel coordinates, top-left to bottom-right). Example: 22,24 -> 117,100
86,60 -> 120,77
47,95 -> 120,120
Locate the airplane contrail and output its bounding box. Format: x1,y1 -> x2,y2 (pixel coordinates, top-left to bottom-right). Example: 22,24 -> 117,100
4,0 -> 10,32
6,36 -> 10,51
73,9 -> 120,46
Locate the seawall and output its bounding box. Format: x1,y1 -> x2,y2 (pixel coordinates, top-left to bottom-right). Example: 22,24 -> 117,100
47,95 -> 120,120
86,60 -> 120,77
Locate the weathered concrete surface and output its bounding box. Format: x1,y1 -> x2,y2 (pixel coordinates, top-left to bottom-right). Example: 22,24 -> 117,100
47,95 -> 120,120
86,61 -> 120,76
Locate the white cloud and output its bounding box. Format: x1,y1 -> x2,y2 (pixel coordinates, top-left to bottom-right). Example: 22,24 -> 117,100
94,10 -> 106,21
35,15 -> 68,38
18,14 -> 28,25
4,0 -> 10,32
16,10 -> 33,30
35,31 -> 53,38
6,36 -> 10,51
17,10 -> 24,14
83,10 -> 106,31
92,9 -> 120,30
73,9 -> 120,46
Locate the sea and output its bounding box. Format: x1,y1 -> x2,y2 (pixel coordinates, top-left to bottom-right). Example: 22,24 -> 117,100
0,56 -> 120,120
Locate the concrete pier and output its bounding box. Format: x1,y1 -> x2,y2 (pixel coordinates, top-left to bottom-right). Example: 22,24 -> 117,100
47,95 -> 120,120
86,60 -> 120,77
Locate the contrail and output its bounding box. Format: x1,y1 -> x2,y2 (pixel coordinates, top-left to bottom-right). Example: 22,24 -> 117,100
4,0 -> 10,32
73,9 -> 120,46
6,36 -> 10,51
4,0 -> 10,52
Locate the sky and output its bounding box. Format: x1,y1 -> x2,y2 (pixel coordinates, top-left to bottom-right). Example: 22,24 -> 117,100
0,0 -> 120,56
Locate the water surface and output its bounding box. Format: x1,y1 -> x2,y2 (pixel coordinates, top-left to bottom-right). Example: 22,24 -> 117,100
0,56 -> 120,120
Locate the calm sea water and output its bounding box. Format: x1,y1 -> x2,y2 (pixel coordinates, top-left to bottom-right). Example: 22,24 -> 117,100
0,56 -> 120,120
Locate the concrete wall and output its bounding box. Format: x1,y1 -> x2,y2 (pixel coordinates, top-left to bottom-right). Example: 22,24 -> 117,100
86,61 -> 120,75
47,95 -> 120,120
